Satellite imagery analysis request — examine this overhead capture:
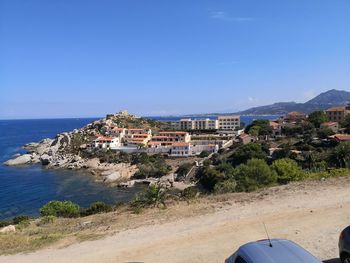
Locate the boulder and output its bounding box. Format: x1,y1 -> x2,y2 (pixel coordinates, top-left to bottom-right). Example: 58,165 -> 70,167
103,171 -> 122,183
4,154 -> 32,166
0,225 -> 16,233
40,154 -> 51,165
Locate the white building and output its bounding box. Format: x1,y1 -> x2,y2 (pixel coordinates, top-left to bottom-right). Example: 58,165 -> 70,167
178,118 -> 219,130
170,142 -> 192,157
93,136 -> 121,149
218,115 -> 240,131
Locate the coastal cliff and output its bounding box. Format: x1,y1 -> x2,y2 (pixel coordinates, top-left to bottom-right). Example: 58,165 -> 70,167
4,112 -> 171,185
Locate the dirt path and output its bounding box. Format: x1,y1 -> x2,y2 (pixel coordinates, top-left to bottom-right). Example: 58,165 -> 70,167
1,178 -> 350,263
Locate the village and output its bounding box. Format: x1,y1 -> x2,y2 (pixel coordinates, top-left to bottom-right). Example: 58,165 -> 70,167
87,105 -> 350,160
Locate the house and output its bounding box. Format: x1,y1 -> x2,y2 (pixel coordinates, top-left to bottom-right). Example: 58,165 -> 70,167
326,106 -> 350,123
320,122 -> 339,133
329,134 -> 350,142
170,142 -> 192,157
218,115 -> 240,131
285,112 -> 306,122
157,131 -> 191,142
238,133 -> 254,144
93,136 -> 121,149
125,133 -> 151,146
269,121 -> 283,136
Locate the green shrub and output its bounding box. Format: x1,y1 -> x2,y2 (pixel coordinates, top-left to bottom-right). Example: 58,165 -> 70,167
234,159 -> 277,192
229,143 -> 267,166
197,167 -> 224,191
214,179 -> 237,194
182,186 -> 199,200
81,202 -> 113,216
129,185 -> 167,212
40,201 -> 80,218
271,158 -> 305,184
13,215 -> 30,225
0,220 -> 11,228
199,151 -> 210,158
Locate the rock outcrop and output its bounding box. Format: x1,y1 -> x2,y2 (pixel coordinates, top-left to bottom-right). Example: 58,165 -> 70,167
0,225 -> 16,233
4,154 -> 33,166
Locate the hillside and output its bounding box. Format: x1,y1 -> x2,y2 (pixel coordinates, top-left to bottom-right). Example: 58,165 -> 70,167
236,89 -> 350,115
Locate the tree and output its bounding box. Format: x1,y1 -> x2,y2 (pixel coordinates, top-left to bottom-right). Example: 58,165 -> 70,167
229,143 -> 267,166
271,158 -> 305,184
175,163 -> 193,180
214,179 -> 237,194
197,167 -> 224,191
342,115 -> 350,133
308,111 -> 328,128
317,127 -> 335,139
234,159 -> 277,192
245,120 -> 272,136
330,141 -> 350,168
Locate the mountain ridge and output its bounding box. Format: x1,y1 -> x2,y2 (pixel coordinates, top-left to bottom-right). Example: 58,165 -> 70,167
234,89 -> 350,115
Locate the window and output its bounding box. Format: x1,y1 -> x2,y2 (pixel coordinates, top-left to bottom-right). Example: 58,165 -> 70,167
235,256 -> 248,263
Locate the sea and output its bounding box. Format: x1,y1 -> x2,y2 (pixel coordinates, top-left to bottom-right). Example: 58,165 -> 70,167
0,115 -> 279,220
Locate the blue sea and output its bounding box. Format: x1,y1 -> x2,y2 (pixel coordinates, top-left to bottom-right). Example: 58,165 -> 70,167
0,119 -> 145,220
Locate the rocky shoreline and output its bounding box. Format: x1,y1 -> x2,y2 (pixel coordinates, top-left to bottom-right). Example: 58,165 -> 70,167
4,127 -> 191,190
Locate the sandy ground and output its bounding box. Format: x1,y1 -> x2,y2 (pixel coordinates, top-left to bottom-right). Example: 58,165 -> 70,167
1,177 -> 350,263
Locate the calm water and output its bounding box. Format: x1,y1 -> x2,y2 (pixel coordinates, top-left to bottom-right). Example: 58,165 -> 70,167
0,119 -> 145,220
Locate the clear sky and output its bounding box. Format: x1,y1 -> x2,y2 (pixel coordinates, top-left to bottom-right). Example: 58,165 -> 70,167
1,0 -> 350,119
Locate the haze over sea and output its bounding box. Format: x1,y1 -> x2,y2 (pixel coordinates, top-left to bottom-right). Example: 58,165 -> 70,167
0,115 -> 278,220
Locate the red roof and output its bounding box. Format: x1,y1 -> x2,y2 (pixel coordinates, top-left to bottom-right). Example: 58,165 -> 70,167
95,137 -> 114,141
172,142 -> 190,147
329,134 -> 350,141
159,131 -> 188,135
326,106 -> 347,112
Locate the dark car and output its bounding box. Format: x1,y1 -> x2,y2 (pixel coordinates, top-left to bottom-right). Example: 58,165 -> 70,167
225,239 -> 322,263
339,226 -> 350,263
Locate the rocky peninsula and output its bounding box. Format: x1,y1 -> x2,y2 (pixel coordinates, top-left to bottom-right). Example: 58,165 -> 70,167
4,112 -> 181,188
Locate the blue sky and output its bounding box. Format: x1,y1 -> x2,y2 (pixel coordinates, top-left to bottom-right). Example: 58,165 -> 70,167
1,0 -> 350,119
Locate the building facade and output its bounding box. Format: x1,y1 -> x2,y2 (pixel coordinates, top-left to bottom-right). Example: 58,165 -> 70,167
218,115 -> 240,130
326,106 -> 350,123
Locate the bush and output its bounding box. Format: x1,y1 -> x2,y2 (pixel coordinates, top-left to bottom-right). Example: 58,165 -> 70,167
271,158 -> 305,184
13,215 -> 30,225
175,163 -> 193,180
234,159 -> 277,192
129,185 -> 167,212
229,143 -> 267,166
197,167 -> 224,191
0,220 -> 10,228
81,202 -> 113,216
182,186 -> 199,200
214,179 -> 237,194
40,201 -> 80,218
199,151 -> 210,158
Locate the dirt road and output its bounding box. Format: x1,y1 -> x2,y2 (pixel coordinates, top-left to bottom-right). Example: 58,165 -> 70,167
1,178 -> 349,263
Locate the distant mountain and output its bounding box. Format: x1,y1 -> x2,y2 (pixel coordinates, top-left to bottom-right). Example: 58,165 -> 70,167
235,89 -> 350,115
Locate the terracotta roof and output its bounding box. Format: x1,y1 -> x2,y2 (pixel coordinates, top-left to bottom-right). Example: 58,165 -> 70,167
287,111 -> 305,116
326,106 -> 347,112
329,134 -> 350,141
172,142 -> 190,147
152,136 -> 171,139
269,121 -> 280,127
159,131 -> 188,135
321,122 -> 338,126
127,128 -> 145,131
239,133 -> 250,139
113,127 -> 125,131
148,141 -> 162,145
94,137 -> 114,141
127,138 -> 146,141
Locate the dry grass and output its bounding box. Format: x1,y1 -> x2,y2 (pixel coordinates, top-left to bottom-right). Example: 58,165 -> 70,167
1,176 -> 349,256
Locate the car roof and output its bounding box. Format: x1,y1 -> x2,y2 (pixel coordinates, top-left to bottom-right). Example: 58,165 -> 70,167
239,239 -> 322,263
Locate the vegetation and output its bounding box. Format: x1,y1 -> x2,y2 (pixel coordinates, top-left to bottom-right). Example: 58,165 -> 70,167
308,111 -> 328,128
129,185 -> 167,212
271,158 -> 305,184
133,153 -> 171,178
245,119 -> 272,136
175,162 -> 193,180
81,202 -> 113,216
228,143 -> 267,166
40,201 -> 81,218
